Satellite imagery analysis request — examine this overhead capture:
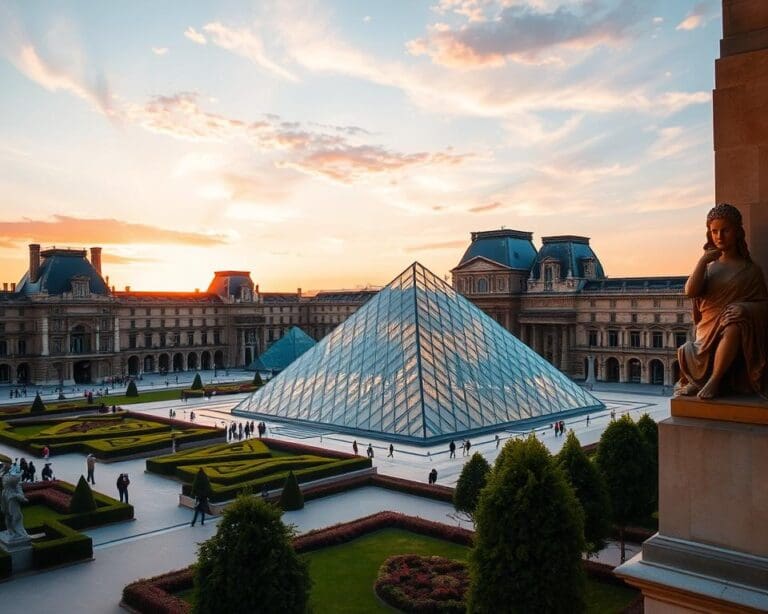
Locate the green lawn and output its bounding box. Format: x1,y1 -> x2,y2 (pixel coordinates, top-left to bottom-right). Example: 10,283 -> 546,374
22,504 -> 62,529
303,528 -> 637,614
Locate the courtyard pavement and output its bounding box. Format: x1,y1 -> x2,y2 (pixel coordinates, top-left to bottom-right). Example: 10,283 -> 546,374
0,386 -> 661,613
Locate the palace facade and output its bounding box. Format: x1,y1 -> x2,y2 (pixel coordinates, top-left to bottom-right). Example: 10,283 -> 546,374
451,230 -> 692,387
0,233 -> 693,388
0,245 -> 374,385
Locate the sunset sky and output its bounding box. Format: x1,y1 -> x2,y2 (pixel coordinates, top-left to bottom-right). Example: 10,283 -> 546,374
0,1 -> 722,292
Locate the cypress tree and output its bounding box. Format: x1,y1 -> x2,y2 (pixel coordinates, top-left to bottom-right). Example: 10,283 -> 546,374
193,495 -> 310,614
69,475 -> 97,513
468,436 -> 585,614
637,413 -> 659,509
30,393 -> 46,413
453,452 -> 491,520
125,380 -> 139,397
191,373 -> 203,390
596,415 -> 655,562
279,471 -> 304,511
557,431 -> 611,556
253,372 -> 263,386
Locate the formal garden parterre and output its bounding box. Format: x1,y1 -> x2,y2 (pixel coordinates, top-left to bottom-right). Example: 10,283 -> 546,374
0,412 -> 225,460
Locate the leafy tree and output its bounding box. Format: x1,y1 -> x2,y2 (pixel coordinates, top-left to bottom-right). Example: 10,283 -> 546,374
453,452 -> 490,520
468,436 -> 585,614
557,431 -> 611,556
280,470 -> 304,511
191,468 -> 212,498
125,380 -> 139,397
637,414 -> 659,508
193,495 -> 310,614
596,415 -> 655,562
253,371 -> 264,386
69,475 -> 97,513
30,393 -> 46,413
191,373 -> 203,390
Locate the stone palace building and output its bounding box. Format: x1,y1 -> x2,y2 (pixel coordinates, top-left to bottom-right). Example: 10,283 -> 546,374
0,233 -> 692,387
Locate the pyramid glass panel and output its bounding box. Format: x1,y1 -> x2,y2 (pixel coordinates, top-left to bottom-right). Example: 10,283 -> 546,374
234,262 -> 603,444
248,326 -> 317,373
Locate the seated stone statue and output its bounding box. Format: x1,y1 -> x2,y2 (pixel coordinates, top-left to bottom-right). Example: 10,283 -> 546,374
675,203 -> 768,399
1,468 -> 29,541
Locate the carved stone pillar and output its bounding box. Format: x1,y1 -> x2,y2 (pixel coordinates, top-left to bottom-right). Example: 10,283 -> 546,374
41,317 -> 49,356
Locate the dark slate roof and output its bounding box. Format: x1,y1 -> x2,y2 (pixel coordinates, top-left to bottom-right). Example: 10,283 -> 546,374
207,271 -> 254,298
261,293 -> 301,303
248,326 -> 317,373
456,229 -> 537,271
582,277 -> 687,292
16,249 -> 109,296
530,236 -> 605,280
113,291 -> 222,303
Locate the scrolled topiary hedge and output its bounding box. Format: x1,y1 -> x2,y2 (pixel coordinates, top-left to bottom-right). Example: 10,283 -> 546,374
180,456 -> 372,502
175,455 -> 334,485
146,440 -> 271,476
0,548 -> 11,580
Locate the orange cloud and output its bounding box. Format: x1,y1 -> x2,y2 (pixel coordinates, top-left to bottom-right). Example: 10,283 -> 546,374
405,240 -> 467,252
0,215 -> 228,246
101,253 -> 158,265
469,201 -> 502,213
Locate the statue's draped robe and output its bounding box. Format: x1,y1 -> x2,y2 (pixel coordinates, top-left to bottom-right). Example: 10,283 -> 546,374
679,261 -> 768,395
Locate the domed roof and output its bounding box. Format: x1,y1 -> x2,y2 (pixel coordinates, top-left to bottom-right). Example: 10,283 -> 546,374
530,236 -> 605,280
16,248 -> 109,296
457,229 -> 537,270
207,271 -> 254,299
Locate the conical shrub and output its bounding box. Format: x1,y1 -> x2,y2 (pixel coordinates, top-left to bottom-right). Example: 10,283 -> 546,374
279,471 -> 304,511
253,372 -> 263,387
69,475 -> 97,513
126,380 -> 139,397
191,373 -> 203,390
30,393 -> 46,413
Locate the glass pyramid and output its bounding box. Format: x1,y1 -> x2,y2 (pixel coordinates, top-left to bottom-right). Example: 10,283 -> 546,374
248,326 -> 317,373
233,262 -> 603,444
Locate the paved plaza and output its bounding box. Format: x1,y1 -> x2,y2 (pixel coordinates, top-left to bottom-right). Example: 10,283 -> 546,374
0,380 -> 661,612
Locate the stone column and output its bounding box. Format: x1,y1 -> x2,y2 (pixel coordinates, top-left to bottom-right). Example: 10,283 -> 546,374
95,324 -> 100,355
560,326 -> 569,373
532,326 -> 541,355
41,316 -> 49,356
519,324 -> 527,345
714,1 -> 768,276
114,316 -> 120,352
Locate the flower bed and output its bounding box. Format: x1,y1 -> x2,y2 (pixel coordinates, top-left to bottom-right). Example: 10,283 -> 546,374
182,383 -> 258,398
122,511 -> 638,614
375,554 -> 469,614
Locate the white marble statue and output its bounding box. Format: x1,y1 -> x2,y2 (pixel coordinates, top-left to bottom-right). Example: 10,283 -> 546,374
1,466 -> 29,541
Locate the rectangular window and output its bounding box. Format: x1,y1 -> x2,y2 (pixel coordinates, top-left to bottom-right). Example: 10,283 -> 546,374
630,331 -> 641,348
677,313 -> 685,324
590,313 -> 596,322
129,334 -> 137,349
609,312 -> 616,323
18,339 -> 26,355
652,331 -> 663,348
144,333 -> 152,347
675,332 -> 687,347
213,330 -> 221,345
588,330 -> 598,347
0,340 -> 6,356
188,332 -> 194,346
145,319 -> 151,328
608,330 -> 619,347
631,313 -> 638,324
130,320 -> 136,329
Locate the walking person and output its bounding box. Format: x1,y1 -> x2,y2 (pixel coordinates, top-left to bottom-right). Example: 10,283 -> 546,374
117,473 -> 130,504
86,453 -> 96,485
465,439 -> 471,455
495,434 -> 500,449
428,468 -> 438,485
41,462 -> 53,481
352,440 -> 358,455
191,492 -> 209,527
367,443 -> 374,459
387,443 -> 394,458
449,440 -> 456,459
27,461 -> 36,482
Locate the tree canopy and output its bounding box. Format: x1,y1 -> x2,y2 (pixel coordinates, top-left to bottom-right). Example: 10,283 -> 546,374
453,452 -> 490,519
193,495 -> 310,614
468,436 -> 585,614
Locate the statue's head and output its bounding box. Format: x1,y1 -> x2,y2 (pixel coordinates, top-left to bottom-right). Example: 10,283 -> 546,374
705,203 -> 751,261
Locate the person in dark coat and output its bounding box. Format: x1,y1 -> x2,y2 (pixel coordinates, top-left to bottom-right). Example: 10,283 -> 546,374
449,440 -> 456,459
117,473 -> 130,503
191,492 -> 209,526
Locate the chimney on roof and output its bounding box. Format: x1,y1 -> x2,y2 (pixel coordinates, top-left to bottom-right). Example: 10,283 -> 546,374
195,288 -> 200,293
125,285 -> 131,292
105,275 -> 109,287
297,287 -> 302,297
111,285 -> 115,293
11,283 -> 16,292
2,283 -> 7,292
90,247 -> 102,275
29,244 -> 41,283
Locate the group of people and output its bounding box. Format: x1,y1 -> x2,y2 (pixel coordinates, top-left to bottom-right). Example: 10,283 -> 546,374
7,457 -> 53,482
553,421 -> 567,437
8,387 -> 28,399
427,467 -> 438,485
447,439 -> 472,458
227,420 -> 267,441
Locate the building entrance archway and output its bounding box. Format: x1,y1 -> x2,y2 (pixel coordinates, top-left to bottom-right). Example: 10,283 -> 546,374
650,359 -> 664,385
628,358 -> 642,384
605,357 -> 620,382
73,360 -> 91,384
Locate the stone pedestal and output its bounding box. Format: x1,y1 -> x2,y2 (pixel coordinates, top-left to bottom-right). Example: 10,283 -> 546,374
615,399 -> 768,612
0,531 -> 33,573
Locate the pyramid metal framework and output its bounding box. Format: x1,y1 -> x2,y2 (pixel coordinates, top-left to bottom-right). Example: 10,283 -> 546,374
248,326 -> 317,373
233,262 -> 603,444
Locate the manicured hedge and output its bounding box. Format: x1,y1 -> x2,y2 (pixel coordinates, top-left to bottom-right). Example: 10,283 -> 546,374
181,456 -> 372,502
122,569 -> 191,614
175,455 -> 334,485
31,519 -> 93,569
146,440 -> 270,476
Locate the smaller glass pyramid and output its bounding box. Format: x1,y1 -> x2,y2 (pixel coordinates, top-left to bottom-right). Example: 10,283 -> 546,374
248,326 -> 317,373
234,262 -> 603,444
